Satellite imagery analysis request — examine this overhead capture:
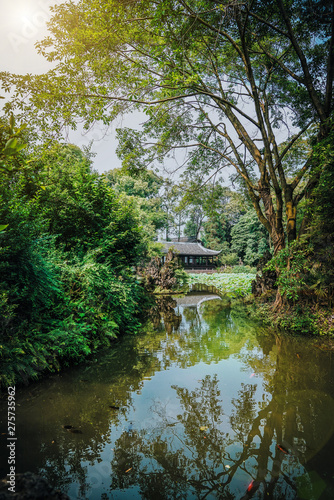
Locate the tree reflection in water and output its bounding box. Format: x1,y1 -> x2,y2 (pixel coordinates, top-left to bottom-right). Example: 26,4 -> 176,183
2,290 -> 334,499
109,374 -> 330,499
149,295 -> 182,334
107,294 -> 334,499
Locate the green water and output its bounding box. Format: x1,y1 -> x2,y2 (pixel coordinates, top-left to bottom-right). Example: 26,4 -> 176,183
1,289 -> 334,499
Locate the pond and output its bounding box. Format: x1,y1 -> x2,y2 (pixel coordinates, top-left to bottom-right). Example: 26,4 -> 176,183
1,287 -> 334,499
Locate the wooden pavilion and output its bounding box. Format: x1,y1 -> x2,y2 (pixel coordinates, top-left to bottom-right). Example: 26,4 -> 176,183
161,238 -> 221,270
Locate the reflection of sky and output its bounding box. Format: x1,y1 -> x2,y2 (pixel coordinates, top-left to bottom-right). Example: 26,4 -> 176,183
131,355 -> 264,422
65,299 -> 271,498
63,354 -> 267,498
1,296 -> 334,499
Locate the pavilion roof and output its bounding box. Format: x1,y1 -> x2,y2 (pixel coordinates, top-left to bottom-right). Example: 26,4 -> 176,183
161,241 -> 221,256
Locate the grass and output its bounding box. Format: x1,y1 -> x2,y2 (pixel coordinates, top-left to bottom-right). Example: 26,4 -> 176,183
187,273 -> 254,298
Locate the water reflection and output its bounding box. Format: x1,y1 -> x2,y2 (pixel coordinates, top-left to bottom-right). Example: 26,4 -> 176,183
149,295 -> 182,334
1,289 -> 334,499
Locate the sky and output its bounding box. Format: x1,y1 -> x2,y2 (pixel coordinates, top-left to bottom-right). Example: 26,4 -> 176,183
0,0 -> 146,174
0,0 -> 264,183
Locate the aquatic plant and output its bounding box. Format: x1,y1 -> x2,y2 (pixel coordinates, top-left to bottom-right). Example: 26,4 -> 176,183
187,273 -> 253,298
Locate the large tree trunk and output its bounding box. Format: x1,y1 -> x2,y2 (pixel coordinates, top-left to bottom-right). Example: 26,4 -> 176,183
252,182 -> 285,305
273,288 -> 284,311
271,230 -> 285,256
284,185 -> 297,243
286,201 -> 297,243
259,182 -> 285,255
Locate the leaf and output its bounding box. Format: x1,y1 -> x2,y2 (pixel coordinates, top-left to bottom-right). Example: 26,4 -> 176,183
13,143 -> 27,153
9,114 -> 15,130
200,426 -> 208,431
16,124 -> 27,133
4,137 -> 18,150
2,138 -> 27,156
0,224 -> 8,232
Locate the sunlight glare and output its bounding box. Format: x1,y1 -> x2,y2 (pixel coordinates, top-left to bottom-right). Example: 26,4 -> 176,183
6,1 -> 51,31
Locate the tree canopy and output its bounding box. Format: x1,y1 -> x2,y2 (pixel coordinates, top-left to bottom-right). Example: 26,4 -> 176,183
1,0 -> 333,257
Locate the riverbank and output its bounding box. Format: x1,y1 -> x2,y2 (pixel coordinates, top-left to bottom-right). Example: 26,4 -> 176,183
187,272 -> 334,338
0,270 -> 150,392
3,266 -> 332,392
0,269 -> 254,391
248,298 -> 334,337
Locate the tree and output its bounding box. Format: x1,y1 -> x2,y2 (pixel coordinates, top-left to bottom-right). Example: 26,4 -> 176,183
184,206 -> 205,240
0,114 -> 27,175
201,183 -> 246,249
180,179 -> 245,246
104,168 -> 166,253
160,180 -> 180,241
202,215 -> 231,251
230,209 -> 271,266
1,0 -> 333,258
25,142 -> 144,267
0,130 -> 150,386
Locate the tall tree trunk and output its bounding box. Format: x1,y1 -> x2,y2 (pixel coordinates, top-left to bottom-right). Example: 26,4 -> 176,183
284,185 -> 297,244
256,181 -> 285,309
259,182 -> 285,255
286,201 -> 297,243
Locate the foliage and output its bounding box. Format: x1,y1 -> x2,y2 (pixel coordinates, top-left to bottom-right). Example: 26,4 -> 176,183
3,0 -> 333,257
180,181 -> 245,244
221,265 -> 257,275
187,273 -> 254,298
0,126 -> 150,388
264,243 -> 311,302
28,144 -> 145,268
0,114 -> 27,174
218,251 -> 239,267
202,215 -> 230,251
104,168 -> 166,253
262,129 -> 334,307
184,218 -> 200,240
159,180 -> 185,241
253,130 -> 334,334
252,298 -> 334,337
230,210 -> 271,267
0,227 -> 147,387
304,129 -> 334,295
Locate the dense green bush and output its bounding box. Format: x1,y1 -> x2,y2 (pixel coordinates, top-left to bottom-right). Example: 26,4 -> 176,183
230,210 -> 271,266
0,132 -> 149,388
0,230 -> 146,387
